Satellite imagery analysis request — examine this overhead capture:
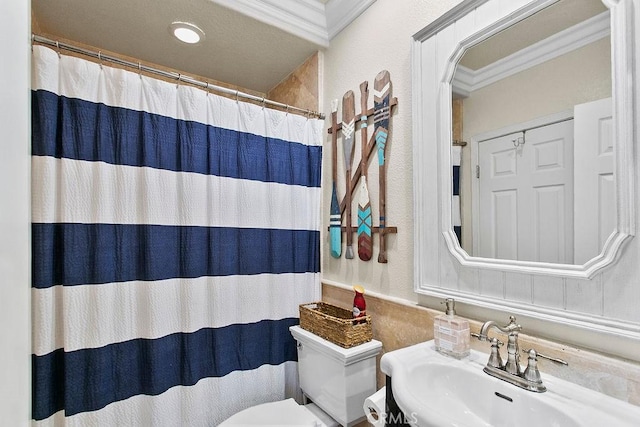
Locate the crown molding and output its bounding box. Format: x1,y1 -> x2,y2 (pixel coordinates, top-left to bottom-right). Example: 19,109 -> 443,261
452,11 -> 610,95
210,0 -> 328,46
451,66 -> 473,98
325,0 -> 377,39
209,0 -> 376,47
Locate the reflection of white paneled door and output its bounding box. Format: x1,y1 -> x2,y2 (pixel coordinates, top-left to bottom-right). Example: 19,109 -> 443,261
574,98 -> 614,265
477,120 -> 574,262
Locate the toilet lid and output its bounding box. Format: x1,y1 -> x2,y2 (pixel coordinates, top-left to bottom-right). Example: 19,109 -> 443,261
220,398 -> 323,426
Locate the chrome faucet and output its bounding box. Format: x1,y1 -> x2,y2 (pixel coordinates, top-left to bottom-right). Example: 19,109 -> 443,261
475,316 -> 549,393
479,315 -> 522,372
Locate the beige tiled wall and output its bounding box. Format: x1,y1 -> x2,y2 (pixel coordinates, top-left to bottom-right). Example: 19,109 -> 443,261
267,52 -> 319,114
322,282 -> 640,407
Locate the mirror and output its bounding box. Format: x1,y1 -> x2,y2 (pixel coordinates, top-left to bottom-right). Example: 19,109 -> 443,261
451,0 -> 612,264
412,0 -> 638,361
412,0 -> 635,281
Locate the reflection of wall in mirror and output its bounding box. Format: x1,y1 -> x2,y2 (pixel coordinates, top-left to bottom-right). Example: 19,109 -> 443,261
462,38 -> 611,139
458,37 -> 611,252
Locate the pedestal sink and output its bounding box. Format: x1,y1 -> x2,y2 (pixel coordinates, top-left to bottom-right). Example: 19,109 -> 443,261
381,340 -> 640,427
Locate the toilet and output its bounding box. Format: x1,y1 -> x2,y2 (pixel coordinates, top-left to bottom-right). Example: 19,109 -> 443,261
220,325 -> 382,427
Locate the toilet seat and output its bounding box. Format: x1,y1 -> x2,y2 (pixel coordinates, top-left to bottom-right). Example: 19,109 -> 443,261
219,398 -> 328,426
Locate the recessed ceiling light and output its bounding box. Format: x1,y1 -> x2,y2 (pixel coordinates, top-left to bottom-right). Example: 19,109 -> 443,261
169,22 -> 205,44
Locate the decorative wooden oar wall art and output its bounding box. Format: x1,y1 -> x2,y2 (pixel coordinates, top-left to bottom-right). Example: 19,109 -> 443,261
328,70 -> 398,263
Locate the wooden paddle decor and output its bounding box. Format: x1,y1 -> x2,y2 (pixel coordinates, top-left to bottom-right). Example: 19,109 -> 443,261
329,99 -> 342,258
342,91 -> 356,259
326,72 -> 398,263
357,81 -> 373,261
374,70 -> 391,263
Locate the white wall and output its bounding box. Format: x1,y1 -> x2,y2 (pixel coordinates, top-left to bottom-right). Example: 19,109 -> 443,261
322,0 -> 463,301
0,0 -> 31,425
463,37 -> 611,140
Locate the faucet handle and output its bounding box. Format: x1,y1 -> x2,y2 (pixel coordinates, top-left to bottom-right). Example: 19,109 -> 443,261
523,349 -> 543,384
522,348 -> 568,366
505,316 -> 522,332
487,338 -> 503,368
471,332 -> 503,346
471,332 -> 484,340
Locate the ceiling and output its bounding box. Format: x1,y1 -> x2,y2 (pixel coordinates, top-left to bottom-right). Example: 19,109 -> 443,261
31,0 -> 375,93
460,0 -> 607,70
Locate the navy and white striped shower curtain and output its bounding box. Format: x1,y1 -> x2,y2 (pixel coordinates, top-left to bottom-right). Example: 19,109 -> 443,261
31,45 -> 322,426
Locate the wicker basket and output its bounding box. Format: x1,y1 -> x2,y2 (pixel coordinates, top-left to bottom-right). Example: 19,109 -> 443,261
299,302 -> 372,348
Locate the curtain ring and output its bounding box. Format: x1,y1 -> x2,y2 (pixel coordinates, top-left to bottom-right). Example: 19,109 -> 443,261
235,90 -> 239,103
261,97 -> 266,109
98,51 -> 103,69
206,82 -> 210,95
55,41 -> 61,58
286,104 -> 289,115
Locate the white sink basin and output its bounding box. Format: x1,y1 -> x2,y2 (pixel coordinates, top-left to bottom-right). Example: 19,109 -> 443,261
381,340 -> 640,427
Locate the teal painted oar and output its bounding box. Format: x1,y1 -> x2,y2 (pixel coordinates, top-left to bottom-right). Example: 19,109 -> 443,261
330,99 -> 342,258
374,70 -> 391,263
357,178 -> 372,261
357,81 -> 373,261
342,91 -> 356,259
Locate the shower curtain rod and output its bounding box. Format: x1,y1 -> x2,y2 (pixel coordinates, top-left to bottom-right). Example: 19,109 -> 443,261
31,34 -> 325,120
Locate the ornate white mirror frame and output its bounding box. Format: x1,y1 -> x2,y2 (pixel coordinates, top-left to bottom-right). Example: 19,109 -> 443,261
412,0 -> 639,358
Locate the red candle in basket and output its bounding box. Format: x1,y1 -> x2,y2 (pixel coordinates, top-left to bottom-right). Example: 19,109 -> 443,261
353,285 -> 366,318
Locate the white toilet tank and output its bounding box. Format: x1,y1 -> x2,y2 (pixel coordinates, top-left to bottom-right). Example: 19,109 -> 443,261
289,326 -> 382,427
